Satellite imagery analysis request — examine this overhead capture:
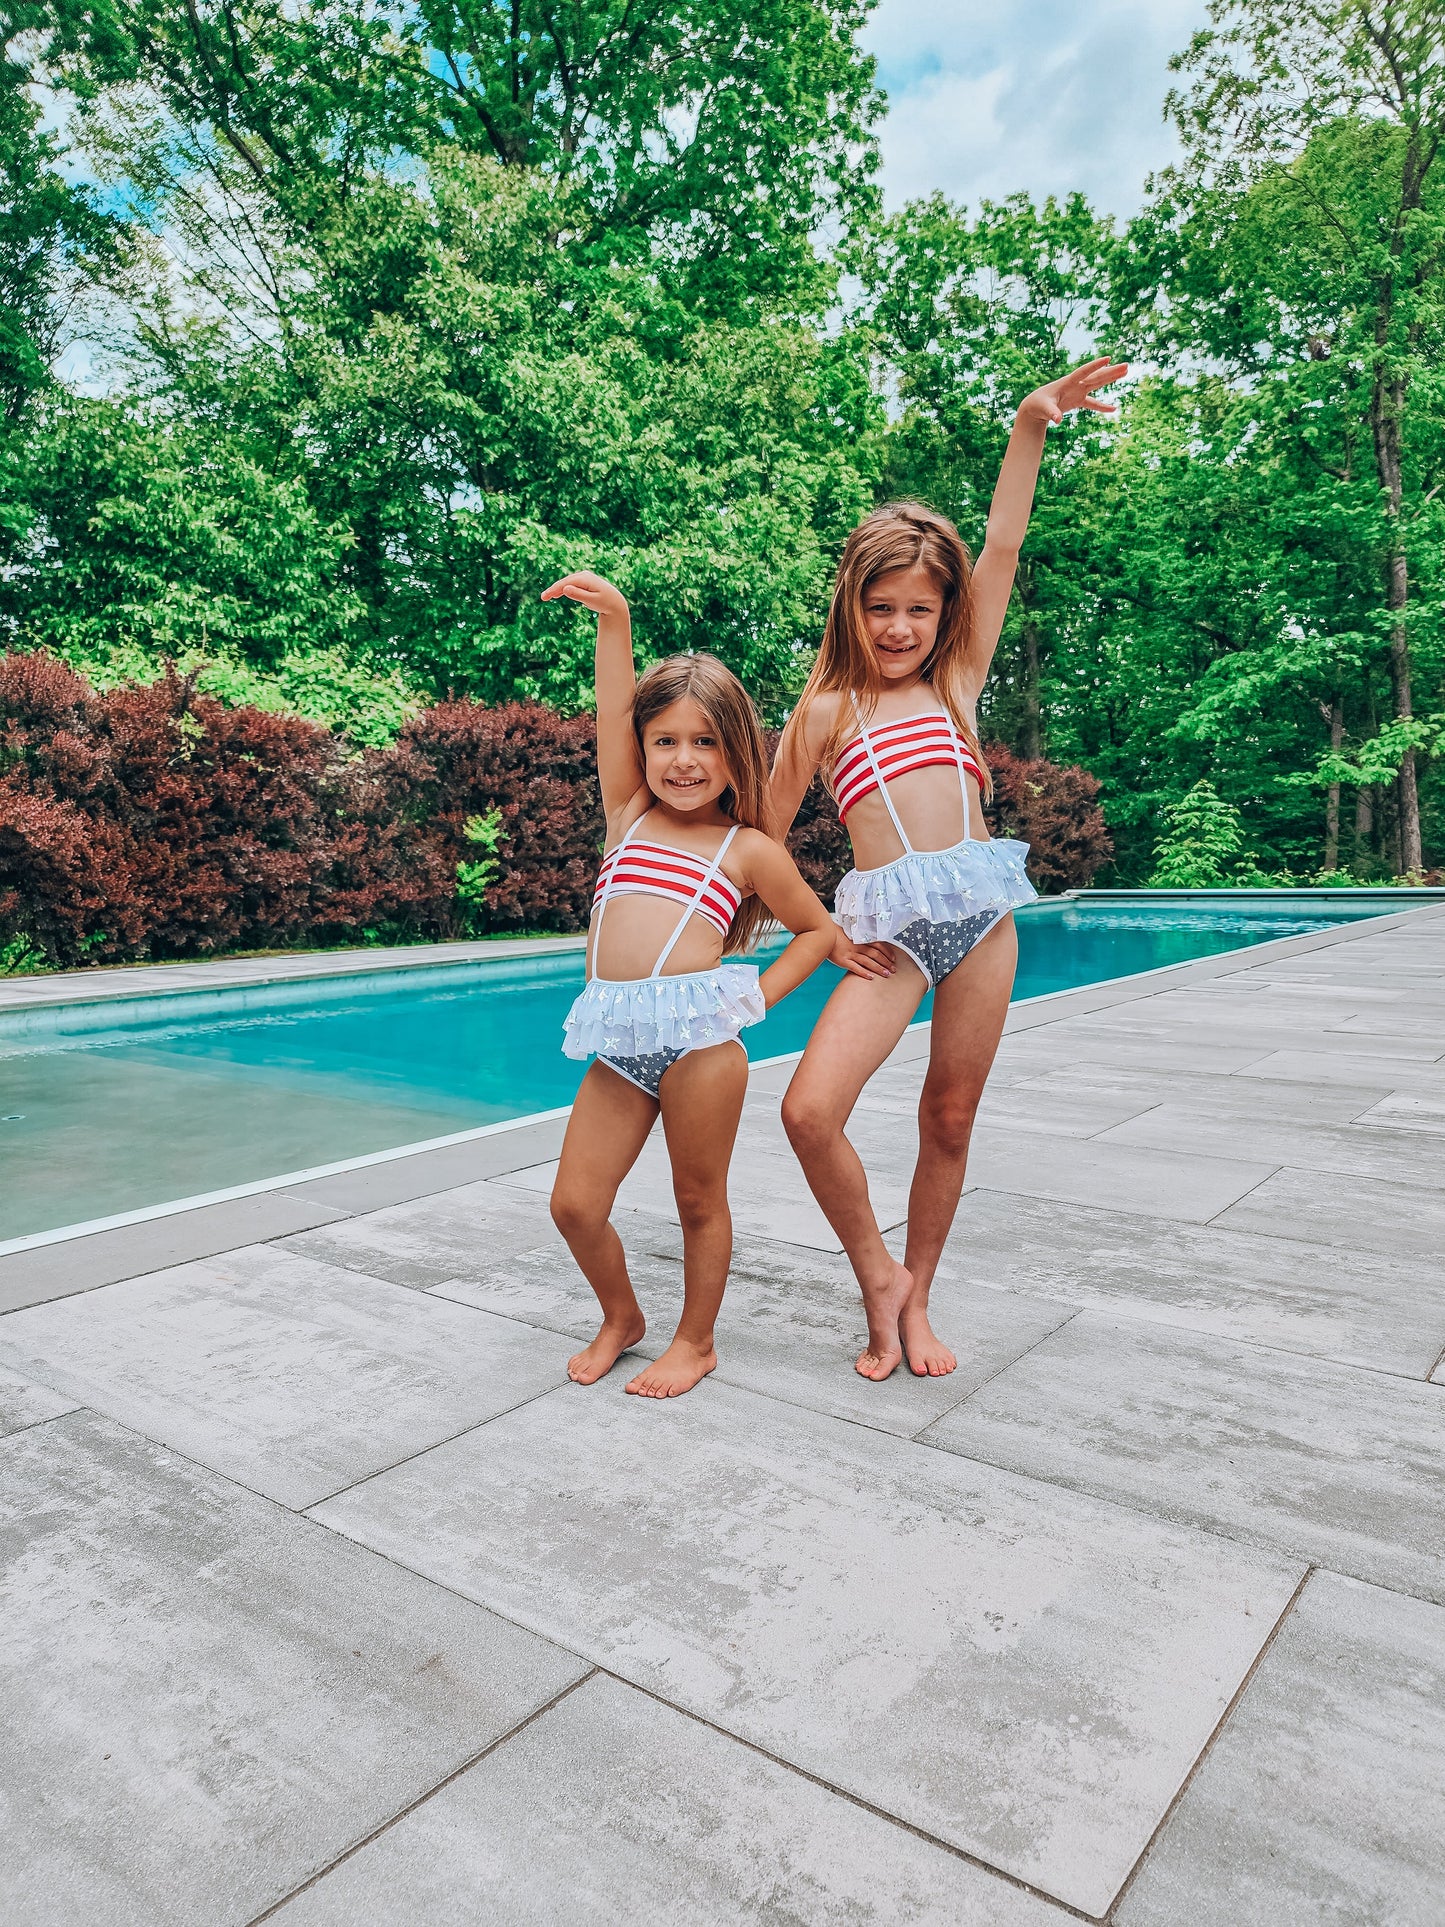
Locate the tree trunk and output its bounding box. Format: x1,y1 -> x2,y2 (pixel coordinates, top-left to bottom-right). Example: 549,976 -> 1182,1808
1367,112 -> 1425,873
1019,612 -> 1043,760
1323,696 -> 1343,869
1354,782 -> 1373,864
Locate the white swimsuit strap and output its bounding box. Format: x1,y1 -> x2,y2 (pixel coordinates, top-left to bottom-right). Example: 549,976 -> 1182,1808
587,814 -> 643,980
933,706 -> 973,841
650,822 -> 741,978
850,696 -> 915,855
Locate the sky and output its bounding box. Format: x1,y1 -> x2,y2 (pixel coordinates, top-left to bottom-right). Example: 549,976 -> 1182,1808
863,0 -> 1209,218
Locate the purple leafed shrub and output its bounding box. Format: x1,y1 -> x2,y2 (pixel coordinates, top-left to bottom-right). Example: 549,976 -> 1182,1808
0,656 -> 1110,970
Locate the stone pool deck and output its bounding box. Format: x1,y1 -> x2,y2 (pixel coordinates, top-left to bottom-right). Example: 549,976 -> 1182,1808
2,905 -> 1443,1924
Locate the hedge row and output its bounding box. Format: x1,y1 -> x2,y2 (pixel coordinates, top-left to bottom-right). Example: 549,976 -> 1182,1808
0,654 -> 1110,969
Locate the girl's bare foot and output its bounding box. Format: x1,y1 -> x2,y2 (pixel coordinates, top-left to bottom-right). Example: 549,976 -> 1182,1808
856,1260 -> 912,1381
568,1315 -> 647,1385
900,1302 -> 957,1377
626,1338 -> 717,1398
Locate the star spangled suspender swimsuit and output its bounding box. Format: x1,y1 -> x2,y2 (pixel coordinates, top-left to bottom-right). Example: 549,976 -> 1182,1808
561,817 -> 765,1097
831,705 -> 1037,987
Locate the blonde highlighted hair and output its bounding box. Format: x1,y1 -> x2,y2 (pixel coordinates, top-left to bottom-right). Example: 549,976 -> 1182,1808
631,652 -> 773,955
782,501 -> 991,800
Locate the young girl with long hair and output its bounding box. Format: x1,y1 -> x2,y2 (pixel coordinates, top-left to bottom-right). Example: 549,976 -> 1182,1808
543,570 -> 857,1398
771,357 -> 1128,1382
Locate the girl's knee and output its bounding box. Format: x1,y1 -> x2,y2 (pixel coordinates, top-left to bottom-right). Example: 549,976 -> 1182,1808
781,1086 -> 831,1155
672,1178 -> 728,1233
550,1183 -> 607,1243
920,1091 -> 978,1159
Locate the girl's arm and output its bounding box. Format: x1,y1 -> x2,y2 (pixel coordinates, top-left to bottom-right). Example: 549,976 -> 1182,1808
769,698 -> 894,981
733,833 -> 837,1007
735,832 -> 894,1000
965,356 -> 1128,699
541,571 -> 646,821
767,694 -> 836,838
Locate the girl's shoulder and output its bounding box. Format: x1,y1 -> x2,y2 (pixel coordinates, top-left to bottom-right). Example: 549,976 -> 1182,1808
791,687 -> 848,749
723,822 -> 786,881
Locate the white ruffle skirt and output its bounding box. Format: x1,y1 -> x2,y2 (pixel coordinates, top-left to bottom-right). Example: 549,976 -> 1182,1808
834,836 -> 1037,945
562,963 -> 765,1062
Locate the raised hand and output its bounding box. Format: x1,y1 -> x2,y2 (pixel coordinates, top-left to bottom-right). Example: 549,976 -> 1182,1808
541,570 -> 629,618
1019,356 -> 1129,427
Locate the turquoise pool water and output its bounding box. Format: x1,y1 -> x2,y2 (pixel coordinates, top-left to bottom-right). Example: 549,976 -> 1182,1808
0,898 -> 1387,1242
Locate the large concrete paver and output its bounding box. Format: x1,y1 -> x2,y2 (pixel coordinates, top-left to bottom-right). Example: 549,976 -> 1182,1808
0,1190 -> 350,1314
278,1177 -> 563,1289
962,1129 -> 1276,1223
1098,1101 -> 1445,1186
271,1674 -> 1069,1926
1353,1091 -> 1445,1134
310,1381 -> 1303,1917
1116,1573 -> 1445,1927
1238,1048 -> 1445,1091
0,1410 -> 586,1927
0,1361 -> 77,1436
0,1244 -> 574,1508
432,1235 -> 1075,1437
934,1191 -> 1445,1376
1007,1060 -> 1396,1125
1210,1164 -> 1445,1258
923,1313 -> 1445,1603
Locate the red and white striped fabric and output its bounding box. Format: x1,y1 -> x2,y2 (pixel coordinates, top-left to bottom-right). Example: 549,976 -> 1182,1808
833,712 -> 983,824
592,840 -> 742,939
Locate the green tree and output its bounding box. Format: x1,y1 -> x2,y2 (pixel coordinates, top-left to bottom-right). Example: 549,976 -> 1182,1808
0,2 -> 116,416
1130,0 -> 1445,872
1149,779 -> 1248,886
856,191 -> 1117,760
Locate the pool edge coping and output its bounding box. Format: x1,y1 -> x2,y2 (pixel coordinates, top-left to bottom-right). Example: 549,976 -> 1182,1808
4,896 -> 1441,1276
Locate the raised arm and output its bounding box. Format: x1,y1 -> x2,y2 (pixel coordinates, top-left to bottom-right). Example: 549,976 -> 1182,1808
965,356 -> 1128,698
541,571 -> 646,822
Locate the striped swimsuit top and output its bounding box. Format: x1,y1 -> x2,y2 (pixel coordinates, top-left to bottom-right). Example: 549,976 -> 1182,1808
589,817 -> 742,980
833,705 -> 981,854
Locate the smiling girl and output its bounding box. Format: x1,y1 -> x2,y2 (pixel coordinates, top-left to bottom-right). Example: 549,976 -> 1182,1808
543,571 -> 846,1398
770,357 -> 1128,1382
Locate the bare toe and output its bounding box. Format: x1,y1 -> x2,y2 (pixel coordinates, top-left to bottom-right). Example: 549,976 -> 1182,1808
627,1341 -> 716,1398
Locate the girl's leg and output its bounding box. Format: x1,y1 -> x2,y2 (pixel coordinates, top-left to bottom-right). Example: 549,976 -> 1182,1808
550,1062 -> 660,1383
627,1040 -> 750,1398
899,913 -> 1018,1376
780,962 -> 929,1380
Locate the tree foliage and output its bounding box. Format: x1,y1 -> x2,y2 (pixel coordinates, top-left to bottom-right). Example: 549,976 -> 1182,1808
2,0 -> 1442,891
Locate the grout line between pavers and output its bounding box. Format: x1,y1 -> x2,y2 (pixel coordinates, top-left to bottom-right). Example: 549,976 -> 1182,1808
915,1420 -> 1445,1605
1424,1336 -> 1445,1386
1199,1162 -> 1286,1227
1101,1567 -> 1316,1922
0,1404 -> 86,1447
909,1309 -> 1084,1442
587,1665 -> 1105,1923
299,1375 -> 577,1511
242,1668 -> 601,1925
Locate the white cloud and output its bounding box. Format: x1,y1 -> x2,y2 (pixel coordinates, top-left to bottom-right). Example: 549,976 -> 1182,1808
864,0 -> 1207,217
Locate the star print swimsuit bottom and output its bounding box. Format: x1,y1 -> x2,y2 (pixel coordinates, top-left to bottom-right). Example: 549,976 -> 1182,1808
562,963 -> 765,1097
562,819 -> 765,1098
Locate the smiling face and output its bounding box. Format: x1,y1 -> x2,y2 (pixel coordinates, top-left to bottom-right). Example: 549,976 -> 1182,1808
641,696 -> 733,814
862,563 -> 945,683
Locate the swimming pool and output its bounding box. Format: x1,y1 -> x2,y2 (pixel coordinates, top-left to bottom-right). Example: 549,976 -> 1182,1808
0,896 -> 1394,1243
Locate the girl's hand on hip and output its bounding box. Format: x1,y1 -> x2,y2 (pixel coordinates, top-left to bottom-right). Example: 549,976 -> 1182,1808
833,930 -> 896,980
541,571 -> 629,617
1018,356 -> 1129,427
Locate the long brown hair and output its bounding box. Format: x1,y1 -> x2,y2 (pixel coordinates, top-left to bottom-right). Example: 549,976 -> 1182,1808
631,652 -> 773,954
781,501 -> 992,800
